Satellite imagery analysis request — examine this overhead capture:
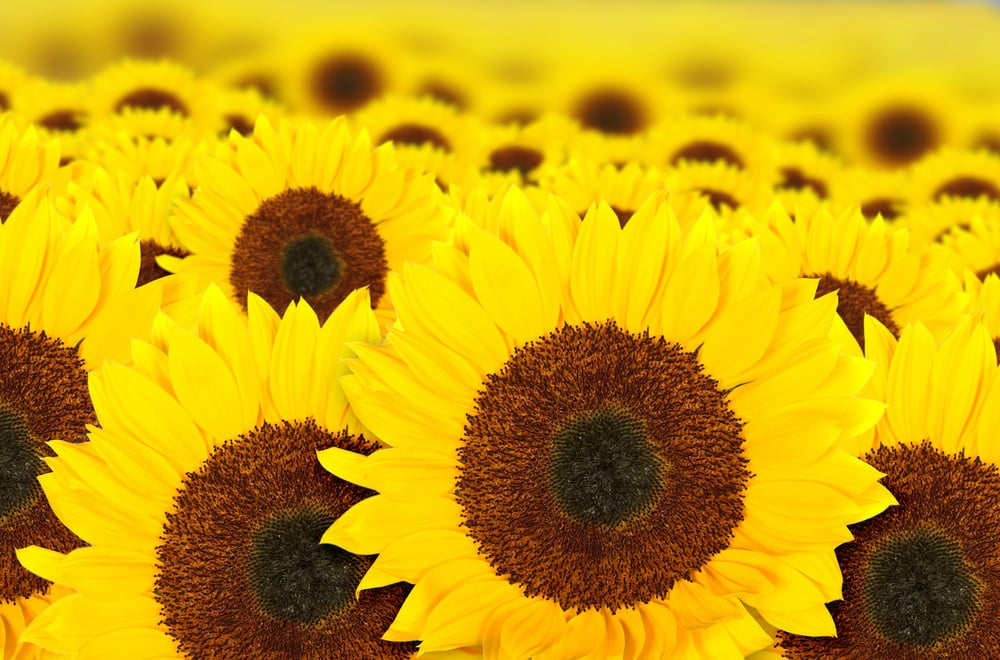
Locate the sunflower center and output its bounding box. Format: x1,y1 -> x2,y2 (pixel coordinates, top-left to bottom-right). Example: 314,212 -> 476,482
222,113 -> 255,137
249,507 -> 365,625
698,188 -> 739,212
933,177 -> 1000,203
229,187 -> 388,322
790,127 -> 835,153
417,81 -> 467,109
137,240 -> 189,286
457,321 -> 748,611
114,88 -> 189,116
860,197 -> 904,221
279,233 -> 341,297
0,324 -> 91,601
866,106 -> 939,166
379,124 -> 451,152
610,206 -> 634,227
813,274 -> 899,349
0,192 -> 18,223
0,93 -> 8,111
778,442 -> 1000,658
670,142 -> 744,169
863,526 -> 979,647
487,146 -> 543,177
778,167 -> 829,198
37,110 -> 84,132
156,420 -> 416,658
310,54 -> 384,112
549,405 -> 664,527
574,89 -> 647,135
0,404 -> 42,521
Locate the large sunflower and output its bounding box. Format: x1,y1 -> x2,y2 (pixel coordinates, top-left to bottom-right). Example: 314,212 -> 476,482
768,317 -> 1000,657
19,287 -> 471,658
321,189 -> 895,658
164,115 -> 449,327
0,195 -> 160,659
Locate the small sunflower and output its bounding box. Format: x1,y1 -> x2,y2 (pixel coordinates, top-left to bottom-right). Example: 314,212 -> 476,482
321,189 -> 894,658
0,194 -> 160,659
770,139 -> 845,212
19,287 -> 464,658
828,166 -> 910,223
88,59 -> 220,132
214,85 -> 285,140
908,147 -> 1000,208
12,79 -> 90,164
774,317 -> 1000,657
472,115 -> 574,197
645,113 -> 778,179
897,196 -> 1000,249
536,159 -> 673,229
934,212 -> 1000,281
746,203 -> 967,351
664,160 -> 772,229
0,115 -> 62,222
165,115 -> 449,327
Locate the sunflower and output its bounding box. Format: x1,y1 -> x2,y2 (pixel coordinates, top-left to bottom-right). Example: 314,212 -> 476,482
11,79 -> 91,165
770,139 -> 845,213
772,317 -> 1000,657
837,74 -> 970,168
0,115 -> 62,223
934,212 -> 1000,280
19,287 -> 471,658
472,115 -> 574,197
0,194 -> 160,659
214,85 -> 285,140
664,160 -> 772,230
896,196 -> 1000,250
745,202 -> 967,352
88,59 -> 221,133
828,166 -> 909,223
320,188 -> 895,658
907,147 -> 1000,208
0,62 -> 30,114
164,115 -> 449,328
536,159 -> 673,229
645,113 -> 778,180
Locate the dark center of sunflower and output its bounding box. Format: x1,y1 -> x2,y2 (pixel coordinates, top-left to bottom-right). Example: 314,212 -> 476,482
496,108 -> 539,126
457,320 -> 748,612
0,324 -> 91,602
229,187 -> 388,322
0,405 -> 43,521
976,263 -> 1000,282
674,62 -> 733,89
0,92 -> 8,111
137,240 -> 189,286
417,81 -> 466,109
973,134 -> 1000,156
860,198 -> 904,221
236,75 -> 279,101
778,167 -> 829,198
37,110 -> 84,132
549,406 -> 663,527
114,88 -> 189,117
813,274 -> 899,350
487,146 -> 543,177
120,13 -> 178,59
248,507 -> 365,625
670,142 -> 744,169
222,113 -> 255,137
610,206 -> 634,227
697,188 -> 739,212
778,442 -> 1000,658
279,233 -> 341,298
866,106 -> 940,166
156,420 -> 416,658
309,54 -> 384,113
379,124 -> 451,152
863,526 -> 980,648
0,192 -> 19,223
573,89 -> 647,135
933,177 -> 1000,203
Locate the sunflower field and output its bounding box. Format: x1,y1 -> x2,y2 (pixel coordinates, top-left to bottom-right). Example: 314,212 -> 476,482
1,0 -> 1000,658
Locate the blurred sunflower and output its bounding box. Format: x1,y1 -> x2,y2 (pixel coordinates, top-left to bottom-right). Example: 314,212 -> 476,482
165,116 -> 449,327
321,190 -> 894,658
934,212 -> 1000,281
19,287 -> 472,659
0,62 -> 30,114
646,113 -> 777,179
665,160 -> 772,229
908,148 -> 1000,207
772,318 -> 1000,658
12,79 -> 91,165
828,166 -> 909,222
557,57 -> 671,137
747,204 -> 967,351
897,196 -> 1000,249
770,140 -> 844,212
89,59 -> 220,132
0,195 -> 160,659
473,115 -> 573,196
215,85 -> 285,140
0,115 -> 62,222
838,74 -> 969,168
355,94 -> 486,163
